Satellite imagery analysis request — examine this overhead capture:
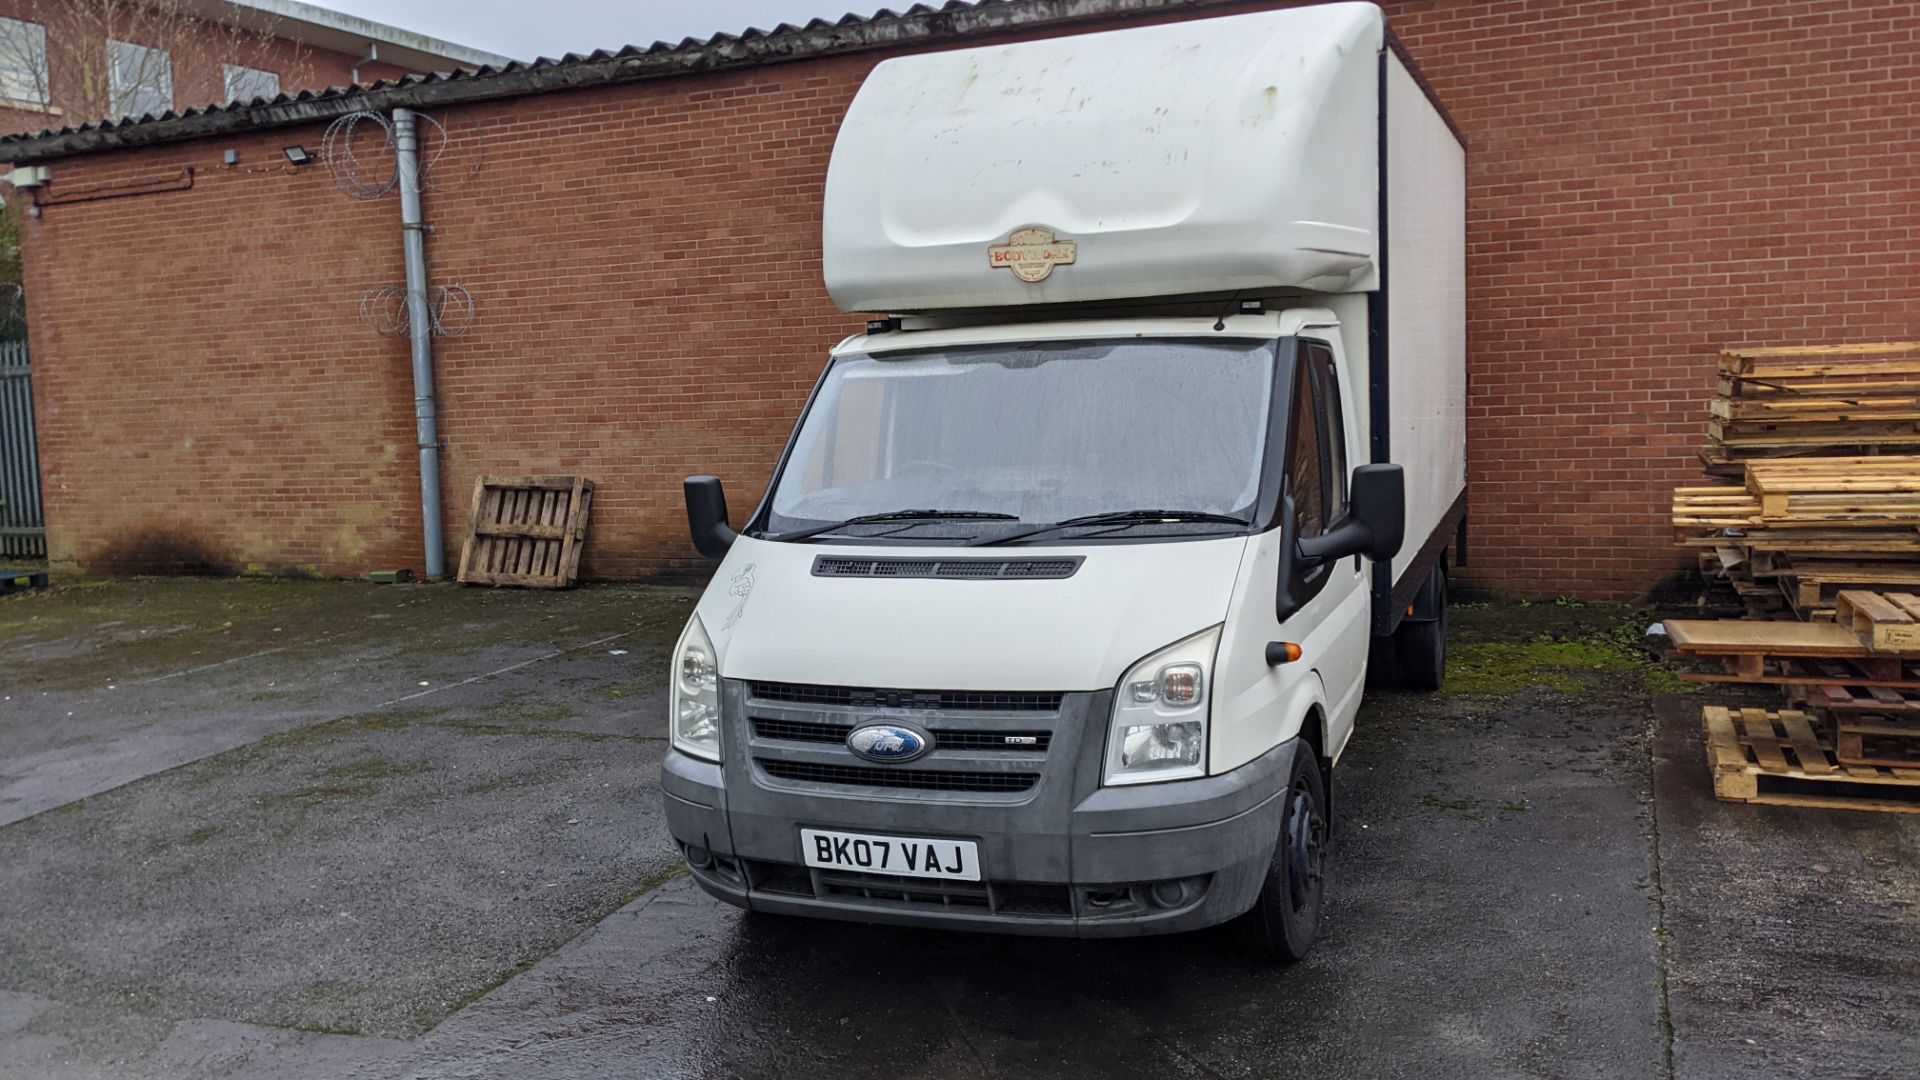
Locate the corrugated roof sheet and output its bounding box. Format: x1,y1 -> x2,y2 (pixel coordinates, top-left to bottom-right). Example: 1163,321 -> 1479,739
1,0 -> 1233,163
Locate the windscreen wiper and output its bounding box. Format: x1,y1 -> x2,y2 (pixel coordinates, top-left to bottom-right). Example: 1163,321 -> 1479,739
967,509 -> 1251,547
767,509 -> 1017,543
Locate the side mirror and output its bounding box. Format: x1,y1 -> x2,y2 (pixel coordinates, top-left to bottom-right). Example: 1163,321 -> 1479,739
1296,463 -> 1405,564
1275,493 -> 1298,619
684,476 -> 738,558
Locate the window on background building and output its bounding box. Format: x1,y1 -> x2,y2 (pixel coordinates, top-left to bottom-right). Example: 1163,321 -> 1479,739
222,64 -> 279,103
0,17 -> 49,106
107,39 -> 172,118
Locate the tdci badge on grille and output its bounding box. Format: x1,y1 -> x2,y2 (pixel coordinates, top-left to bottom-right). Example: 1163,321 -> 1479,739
988,227 -> 1076,283
847,722 -> 933,763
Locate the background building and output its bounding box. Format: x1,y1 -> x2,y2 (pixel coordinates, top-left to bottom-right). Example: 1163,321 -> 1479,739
1,0 -> 1913,599
0,0 -> 508,136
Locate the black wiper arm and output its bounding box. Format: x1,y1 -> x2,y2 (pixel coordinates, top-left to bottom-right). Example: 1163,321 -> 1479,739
768,509 -> 1017,543
967,509 -> 1250,547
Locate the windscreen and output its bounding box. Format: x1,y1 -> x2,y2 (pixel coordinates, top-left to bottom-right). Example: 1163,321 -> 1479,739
764,338 -> 1276,538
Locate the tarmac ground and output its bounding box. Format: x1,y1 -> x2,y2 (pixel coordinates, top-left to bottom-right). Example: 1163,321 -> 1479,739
1,578 -> 1914,1079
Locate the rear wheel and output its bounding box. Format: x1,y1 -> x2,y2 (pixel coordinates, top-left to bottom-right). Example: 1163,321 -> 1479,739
1395,565 -> 1448,692
1235,745 -> 1328,963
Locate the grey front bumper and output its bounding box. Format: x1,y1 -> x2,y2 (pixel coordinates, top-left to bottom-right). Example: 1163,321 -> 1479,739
661,688 -> 1295,938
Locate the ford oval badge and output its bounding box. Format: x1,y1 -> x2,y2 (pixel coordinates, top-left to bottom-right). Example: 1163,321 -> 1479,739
847,723 -> 932,763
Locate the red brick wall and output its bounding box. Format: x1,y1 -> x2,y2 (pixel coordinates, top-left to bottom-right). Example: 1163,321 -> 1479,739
19,0 -> 1920,596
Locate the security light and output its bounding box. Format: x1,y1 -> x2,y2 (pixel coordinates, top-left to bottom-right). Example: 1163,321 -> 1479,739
283,146 -> 313,166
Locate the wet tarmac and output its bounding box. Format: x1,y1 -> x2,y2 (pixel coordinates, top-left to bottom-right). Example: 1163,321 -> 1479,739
1,582 -> 1914,1079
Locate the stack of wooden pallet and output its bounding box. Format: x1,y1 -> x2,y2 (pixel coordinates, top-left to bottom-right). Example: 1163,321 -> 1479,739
1674,455 -> 1920,618
1667,590 -> 1920,813
1703,342 -> 1920,475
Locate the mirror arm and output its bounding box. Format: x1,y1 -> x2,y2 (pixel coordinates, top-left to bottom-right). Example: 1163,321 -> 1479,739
1297,518 -> 1373,562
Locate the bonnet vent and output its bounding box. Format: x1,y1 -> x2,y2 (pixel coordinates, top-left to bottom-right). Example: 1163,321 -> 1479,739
811,556 -> 1082,580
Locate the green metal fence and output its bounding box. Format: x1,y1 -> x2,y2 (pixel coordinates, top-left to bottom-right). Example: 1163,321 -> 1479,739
0,340 -> 44,559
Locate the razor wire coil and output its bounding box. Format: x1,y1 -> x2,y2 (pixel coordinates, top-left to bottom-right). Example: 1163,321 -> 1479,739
322,110 -> 457,200
358,284 -> 477,338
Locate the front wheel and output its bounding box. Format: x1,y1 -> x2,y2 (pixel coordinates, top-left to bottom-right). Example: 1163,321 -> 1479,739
1235,745 -> 1328,963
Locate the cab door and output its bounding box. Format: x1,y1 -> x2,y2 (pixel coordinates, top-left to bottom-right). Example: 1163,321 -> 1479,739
1279,337 -> 1372,760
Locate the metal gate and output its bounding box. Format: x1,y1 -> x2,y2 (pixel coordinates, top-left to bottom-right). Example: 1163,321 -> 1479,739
0,340 -> 44,559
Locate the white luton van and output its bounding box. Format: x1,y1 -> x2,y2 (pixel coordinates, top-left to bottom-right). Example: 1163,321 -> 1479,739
663,2 -> 1465,959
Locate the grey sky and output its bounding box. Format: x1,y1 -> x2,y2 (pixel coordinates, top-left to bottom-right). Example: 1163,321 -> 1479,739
318,1 -> 871,62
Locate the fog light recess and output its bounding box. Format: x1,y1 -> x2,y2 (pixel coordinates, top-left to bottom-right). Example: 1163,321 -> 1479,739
1148,879 -> 1187,909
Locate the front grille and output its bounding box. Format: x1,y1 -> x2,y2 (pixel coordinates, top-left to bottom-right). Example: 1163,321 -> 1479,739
749,682 -> 1063,713
742,860 -> 1072,918
812,555 -> 1081,580
752,717 -> 1052,751
932,730 -> 1051,751
751,718 -> 849,744
756,759 -> 1039,793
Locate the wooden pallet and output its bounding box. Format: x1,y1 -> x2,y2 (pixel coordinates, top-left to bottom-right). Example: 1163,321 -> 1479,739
1791,681 -> 1920,715
1833,590 -> 1920,651
1675,526 -> 1920,555
1708,419 -> 1920,448
1702,706 -> 1920,813
1834,717 -> 1920,768
1712,396 -> 1920,424
1744,456 -> 1920,516
1710,346 -> 1920,456
1765,560 -> 1920,607
1664,619 -> 1920,685
1673,656 -> 1915,687
457,475 -> 595,588
1700,443 -> 1920,479
1672,485 -> 1920,530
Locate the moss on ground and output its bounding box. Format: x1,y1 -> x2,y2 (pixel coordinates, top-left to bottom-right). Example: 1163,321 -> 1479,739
1442,604 -> 1700,700
320,755 -> 436,783
1446,638 -> 1639,695
0,577 -> 695,693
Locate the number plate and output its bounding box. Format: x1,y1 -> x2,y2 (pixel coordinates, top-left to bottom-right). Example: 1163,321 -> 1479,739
800,828 -> 980,881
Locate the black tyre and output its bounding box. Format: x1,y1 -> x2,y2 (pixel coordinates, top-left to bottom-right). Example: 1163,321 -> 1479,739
1235,745 -> 1328,963
1364,634 -> 1400,689
1395,566 -> 1447,692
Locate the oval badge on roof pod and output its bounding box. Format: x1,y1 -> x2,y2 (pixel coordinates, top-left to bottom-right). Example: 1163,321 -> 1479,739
988,227 -> 1077,283
847,723 -> 933,763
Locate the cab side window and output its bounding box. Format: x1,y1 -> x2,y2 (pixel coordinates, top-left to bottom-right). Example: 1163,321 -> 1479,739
1289,341 -> 1350,538
1287,359 -> 1326,538
1310,343 -> 1348,524
1283,340 -> 1352,608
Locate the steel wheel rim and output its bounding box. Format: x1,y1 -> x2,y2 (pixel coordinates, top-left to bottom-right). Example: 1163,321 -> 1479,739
1285,776 -> 1324,913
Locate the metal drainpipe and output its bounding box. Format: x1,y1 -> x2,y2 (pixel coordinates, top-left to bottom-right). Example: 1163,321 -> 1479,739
393,108 -> 445,580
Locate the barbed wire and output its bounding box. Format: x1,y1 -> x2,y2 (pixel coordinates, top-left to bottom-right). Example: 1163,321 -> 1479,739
322,111 -> 396,200
431,284 -> 476,337
358,283 -> 478,338
420,113 -> 481,195
321,110 -> 459,200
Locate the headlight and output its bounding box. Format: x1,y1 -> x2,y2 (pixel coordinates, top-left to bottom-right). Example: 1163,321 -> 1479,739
671,615 -> 721,761
1103,625 -> 1220,786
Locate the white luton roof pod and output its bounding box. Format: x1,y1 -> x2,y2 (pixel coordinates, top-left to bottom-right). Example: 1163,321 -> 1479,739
823,3 -> 1388,314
